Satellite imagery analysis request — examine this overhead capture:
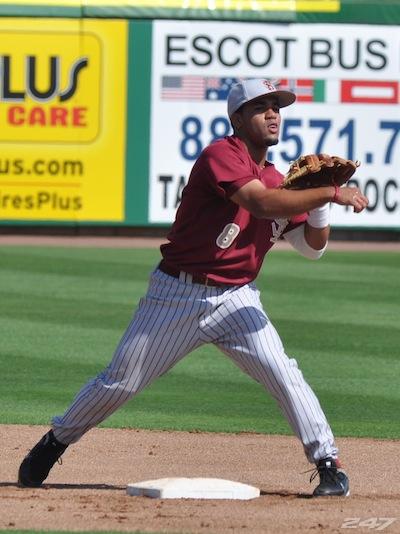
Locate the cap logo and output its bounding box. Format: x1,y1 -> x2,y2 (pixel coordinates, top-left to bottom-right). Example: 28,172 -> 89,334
263,80 -> 276,91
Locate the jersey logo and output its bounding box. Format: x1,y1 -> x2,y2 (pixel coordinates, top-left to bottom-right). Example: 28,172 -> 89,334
216,223 -> 240,249
270,218 -> 289,243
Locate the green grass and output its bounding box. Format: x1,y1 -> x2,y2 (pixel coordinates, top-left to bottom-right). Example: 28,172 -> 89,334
0,245 -> 399,439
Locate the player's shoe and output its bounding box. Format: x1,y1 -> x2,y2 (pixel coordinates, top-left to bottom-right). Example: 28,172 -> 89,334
18,430 -> 68,487
311,457 -> 350,497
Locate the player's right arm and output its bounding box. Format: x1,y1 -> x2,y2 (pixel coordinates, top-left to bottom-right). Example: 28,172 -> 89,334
230,179 -> 368,219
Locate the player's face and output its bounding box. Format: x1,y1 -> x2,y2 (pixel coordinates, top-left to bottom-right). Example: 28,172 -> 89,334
237,96 -> 281,148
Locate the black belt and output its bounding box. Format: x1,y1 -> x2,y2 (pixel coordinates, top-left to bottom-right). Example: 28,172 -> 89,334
158,260 -> 224,288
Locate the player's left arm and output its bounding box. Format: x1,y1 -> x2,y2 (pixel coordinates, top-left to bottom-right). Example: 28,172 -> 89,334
304,223 -> 329,251
304,202 -> 331,250
284,203 -> 330,260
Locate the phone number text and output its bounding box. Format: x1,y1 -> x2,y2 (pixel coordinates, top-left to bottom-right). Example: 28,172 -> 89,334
179,116 -> 400,165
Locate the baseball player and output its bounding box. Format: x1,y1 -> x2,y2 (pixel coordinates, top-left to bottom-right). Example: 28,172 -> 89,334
18,78 -> 368,496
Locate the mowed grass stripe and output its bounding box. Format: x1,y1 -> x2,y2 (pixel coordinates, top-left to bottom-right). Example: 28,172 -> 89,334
0,245 -> 399,438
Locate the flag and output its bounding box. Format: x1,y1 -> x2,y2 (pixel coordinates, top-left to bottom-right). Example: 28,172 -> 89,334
275,79 -> 325,102
341,80 -> 398,104
161,76 -> 206,100
205,77 -> 240,101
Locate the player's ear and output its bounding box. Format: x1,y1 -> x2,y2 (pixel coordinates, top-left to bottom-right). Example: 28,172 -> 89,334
231,111 -> 243,132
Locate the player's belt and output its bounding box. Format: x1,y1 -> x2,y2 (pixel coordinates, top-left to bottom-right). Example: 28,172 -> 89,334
158,260 -> 224,288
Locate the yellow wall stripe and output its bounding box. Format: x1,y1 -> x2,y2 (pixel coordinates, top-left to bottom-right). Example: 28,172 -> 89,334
0,0 -> 340,13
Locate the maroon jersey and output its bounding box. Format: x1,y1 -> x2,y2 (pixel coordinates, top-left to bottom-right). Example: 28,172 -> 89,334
161,135 -> 307,285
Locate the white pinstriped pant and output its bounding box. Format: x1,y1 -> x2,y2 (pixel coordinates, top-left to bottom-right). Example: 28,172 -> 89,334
52,267 -> 338,463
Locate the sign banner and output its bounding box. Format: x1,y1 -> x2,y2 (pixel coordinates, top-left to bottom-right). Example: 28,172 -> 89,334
0,18 -> 127,221
149,20 -> 400,228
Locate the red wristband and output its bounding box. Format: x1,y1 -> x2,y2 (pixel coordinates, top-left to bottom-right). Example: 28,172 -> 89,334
332,184 -> 340,203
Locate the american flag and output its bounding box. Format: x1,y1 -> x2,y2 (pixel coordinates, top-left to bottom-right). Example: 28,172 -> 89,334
161,76 -> 206,100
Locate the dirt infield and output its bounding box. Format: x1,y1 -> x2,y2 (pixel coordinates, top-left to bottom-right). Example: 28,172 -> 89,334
1,425 -> 399,534
1,234 -> 400,251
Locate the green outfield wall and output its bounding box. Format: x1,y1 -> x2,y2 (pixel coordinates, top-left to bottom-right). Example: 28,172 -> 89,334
0,1 -> 399,230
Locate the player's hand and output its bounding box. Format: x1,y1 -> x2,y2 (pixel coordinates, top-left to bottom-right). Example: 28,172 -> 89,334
334,186 -> 369,213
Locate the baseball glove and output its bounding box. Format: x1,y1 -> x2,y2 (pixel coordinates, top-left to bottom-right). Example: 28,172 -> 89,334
282,154 -> 360,190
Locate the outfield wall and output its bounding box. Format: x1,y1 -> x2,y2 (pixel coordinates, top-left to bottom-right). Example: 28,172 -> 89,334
0,1 -> 399,231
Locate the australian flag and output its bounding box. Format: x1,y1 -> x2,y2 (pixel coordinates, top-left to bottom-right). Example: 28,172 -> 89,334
205,77 -> 241,101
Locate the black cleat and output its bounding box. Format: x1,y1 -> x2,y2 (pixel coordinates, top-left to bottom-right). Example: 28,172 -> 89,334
18,430 -> 68,487
311,457 -> 350,497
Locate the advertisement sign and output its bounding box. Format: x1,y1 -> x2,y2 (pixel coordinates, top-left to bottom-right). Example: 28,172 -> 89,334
0,18 -> 127,221
149,21 -> 400,228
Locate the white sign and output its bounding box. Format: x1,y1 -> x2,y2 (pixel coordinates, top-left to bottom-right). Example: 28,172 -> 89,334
149,21 -> 400,228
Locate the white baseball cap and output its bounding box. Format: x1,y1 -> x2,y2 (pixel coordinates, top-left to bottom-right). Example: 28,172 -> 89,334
227,78 -> 296,117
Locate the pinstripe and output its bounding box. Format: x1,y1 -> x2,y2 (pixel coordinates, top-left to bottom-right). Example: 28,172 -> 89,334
53,271 -> 206,443
53,271 -> 337,462
222,305 -> 287,400
131,281 -> 200,387
232,290 -> 317,444
215,307 -> 271,390
53,276 -> 169,438
247,287 -> 334,459
265,318 -> 332,455
217,294 -> 302,435
205,284 -> 336,462
205,288 -> 307,445
232,288 -> 326,454
54,278 -> 173,441
233,288 -> 318,444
